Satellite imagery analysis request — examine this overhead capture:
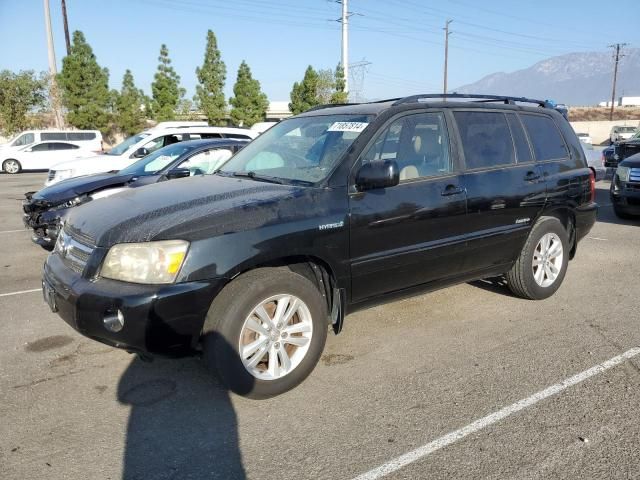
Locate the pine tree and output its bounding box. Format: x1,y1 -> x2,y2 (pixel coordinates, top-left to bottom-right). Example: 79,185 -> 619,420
331,63 -> 348,104
289,66 -> 320,115
229,61 -> 268,127
151,44 -> 185,121
0,70 -> 47,136
57,31 -> 111,132
195,30 -> 227,125
114,70 -> 146,136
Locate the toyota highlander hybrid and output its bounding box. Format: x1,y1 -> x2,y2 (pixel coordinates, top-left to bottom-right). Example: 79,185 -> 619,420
42,94 -> 597,399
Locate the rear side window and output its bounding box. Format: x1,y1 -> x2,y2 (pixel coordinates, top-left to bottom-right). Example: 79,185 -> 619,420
505,114 -> 532,163
49,142 -> 79,150
520,114 -> 568,161
67,132 -> 96,141
41,132 -> 67,141
454,111 -> 515,169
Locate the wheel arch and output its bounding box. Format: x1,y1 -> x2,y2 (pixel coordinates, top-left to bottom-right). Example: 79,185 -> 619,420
230,254 -> 346,334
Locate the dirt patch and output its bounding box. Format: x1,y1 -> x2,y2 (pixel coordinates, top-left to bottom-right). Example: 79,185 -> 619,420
321,353 -> 354,366
25,335 -> 73,353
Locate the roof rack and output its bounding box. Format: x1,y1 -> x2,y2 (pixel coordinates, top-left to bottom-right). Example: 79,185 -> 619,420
305,103 -> 356,112
391,93 -> 552,108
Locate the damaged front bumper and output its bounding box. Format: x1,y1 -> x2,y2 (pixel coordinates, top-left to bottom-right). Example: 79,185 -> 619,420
22,192 -> 67,249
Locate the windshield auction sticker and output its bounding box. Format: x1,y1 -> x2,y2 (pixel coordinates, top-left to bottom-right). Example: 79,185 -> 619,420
327,122 -> 369,133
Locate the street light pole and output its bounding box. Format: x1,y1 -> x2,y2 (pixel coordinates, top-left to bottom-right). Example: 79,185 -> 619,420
44,0 -> 65,128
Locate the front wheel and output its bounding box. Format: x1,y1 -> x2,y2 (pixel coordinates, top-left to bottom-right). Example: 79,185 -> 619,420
202,267 -> 328,399
506,217 -> 569,300
2,159 -> 21,174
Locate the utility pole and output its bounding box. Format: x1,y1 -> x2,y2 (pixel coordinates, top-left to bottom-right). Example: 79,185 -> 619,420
341,0 -> 349,95
61,0 -> 71,55
443,19 -> 452,98
44,0 -> 64,128
608,43 -> 628,120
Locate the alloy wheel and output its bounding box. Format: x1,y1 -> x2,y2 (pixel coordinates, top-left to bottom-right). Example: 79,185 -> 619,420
532,232 -> 563,288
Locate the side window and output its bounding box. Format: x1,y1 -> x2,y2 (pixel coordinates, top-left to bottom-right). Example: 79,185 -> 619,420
453,111 -> 515,169
520,114 -> 568,161
41,132 -> 67,141
178,148 -> 234,174
225,133 -> 251,140
200,133 -> 223,139
30,143 -> 49,152
49,142 -> 76,150
142,136 -> 166,153
13,133 -> 34,146
505,114 -> 533,163
362,112 -> 452,181
67,132 -> 96,141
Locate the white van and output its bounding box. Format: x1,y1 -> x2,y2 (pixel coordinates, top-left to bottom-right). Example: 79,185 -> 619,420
0,130 -> 103,152
45,126 -> 258,185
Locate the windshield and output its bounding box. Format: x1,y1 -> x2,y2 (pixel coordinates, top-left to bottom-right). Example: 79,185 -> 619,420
118,142 -> 195,175
107,133 -> 150,156
219,114 -> 373,184
619,127 -> 636,133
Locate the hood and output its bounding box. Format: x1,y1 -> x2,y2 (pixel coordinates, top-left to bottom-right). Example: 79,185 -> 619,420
65,175 -> 307,247
50,154 -> 130,174
33,172 -> 138,204
620,152 -> 640,168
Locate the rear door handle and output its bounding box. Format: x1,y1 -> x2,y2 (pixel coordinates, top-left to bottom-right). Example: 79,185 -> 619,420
524,171 -> 541,182
441,184 -> 465,196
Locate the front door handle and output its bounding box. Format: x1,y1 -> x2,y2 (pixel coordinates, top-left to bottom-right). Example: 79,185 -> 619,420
441,184 -> 465,196
524,171 -> 541,182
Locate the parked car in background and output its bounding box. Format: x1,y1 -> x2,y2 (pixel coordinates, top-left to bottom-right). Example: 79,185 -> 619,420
610,152 -> 640,219
581,142 -> 605,181
605,130 -> 640,168
1,141 -> 95,174
250,122 -> 278,134
610,125 -> 637,144
45,126 -> 257,186
24,139 -> 247,249
42,94 -> 596,399
603,144 -> 616,168
0,130 -> 102,152
576,133 -> 592,144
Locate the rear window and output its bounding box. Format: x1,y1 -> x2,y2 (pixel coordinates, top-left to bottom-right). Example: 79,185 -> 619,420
520,114 -> 568,161
453,111 -> 515,169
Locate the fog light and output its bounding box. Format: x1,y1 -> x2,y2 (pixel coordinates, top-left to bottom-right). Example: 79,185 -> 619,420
104,310 -> 124,332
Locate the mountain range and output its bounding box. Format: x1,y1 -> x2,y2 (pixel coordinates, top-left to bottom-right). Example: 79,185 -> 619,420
455,49 -> 640,106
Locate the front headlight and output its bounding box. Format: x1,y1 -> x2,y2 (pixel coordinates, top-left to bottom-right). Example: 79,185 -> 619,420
617,165 -> 630,182
101,240 -> 189,284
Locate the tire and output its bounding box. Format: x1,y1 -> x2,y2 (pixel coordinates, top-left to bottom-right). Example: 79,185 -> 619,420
2,159 -> 21,174
506,217 -> 569,300
202,267 -> 328,399
613,205 -> 634,220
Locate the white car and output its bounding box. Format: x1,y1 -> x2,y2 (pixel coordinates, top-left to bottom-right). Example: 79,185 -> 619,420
1,141 -> 95,174
610,126 -> 637,144
45,126 -> 257,185
576,133 -> 592,145
0,129 -> 102,152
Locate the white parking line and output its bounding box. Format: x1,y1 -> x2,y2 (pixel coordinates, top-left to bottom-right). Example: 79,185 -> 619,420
0,229 -> 26,234
0,288 -> 41,298
587,236 -> 608,241
353,347 -> 640,480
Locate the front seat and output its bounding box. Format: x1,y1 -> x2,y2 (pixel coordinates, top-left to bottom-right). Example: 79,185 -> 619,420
399,133 -> 424,180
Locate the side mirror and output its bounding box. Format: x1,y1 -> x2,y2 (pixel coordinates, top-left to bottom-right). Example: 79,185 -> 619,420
166,168 -> 191,180
355,160 -> 400,191
132,147 -> 149,158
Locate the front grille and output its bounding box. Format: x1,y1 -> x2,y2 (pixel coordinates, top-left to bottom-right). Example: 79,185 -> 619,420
48,170 -> 56,182
55,229 -> 94,274
629,168 -> 640,183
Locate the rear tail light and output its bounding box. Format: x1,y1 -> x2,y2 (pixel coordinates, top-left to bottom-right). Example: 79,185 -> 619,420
589,169 -> 595,202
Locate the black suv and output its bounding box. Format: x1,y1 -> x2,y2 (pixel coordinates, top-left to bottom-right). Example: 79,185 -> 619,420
42,94 -> 597,399
610,152 -> 640,218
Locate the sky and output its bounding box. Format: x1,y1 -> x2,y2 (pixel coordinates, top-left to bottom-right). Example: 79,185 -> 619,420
1,0 -> 638,103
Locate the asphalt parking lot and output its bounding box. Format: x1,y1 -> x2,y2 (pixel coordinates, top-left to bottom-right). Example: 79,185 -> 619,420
1,172 -> 639,480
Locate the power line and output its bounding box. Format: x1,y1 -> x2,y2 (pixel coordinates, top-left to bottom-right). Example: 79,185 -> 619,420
608,43 -> 629,120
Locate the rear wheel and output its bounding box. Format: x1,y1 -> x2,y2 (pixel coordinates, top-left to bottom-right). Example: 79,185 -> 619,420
202,267 -> 328,399
2,159 -> 21,174
613,205 -> 634,219
506,217 -> 569,300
